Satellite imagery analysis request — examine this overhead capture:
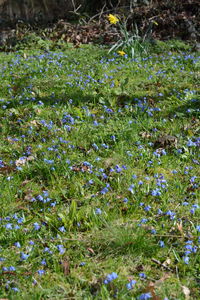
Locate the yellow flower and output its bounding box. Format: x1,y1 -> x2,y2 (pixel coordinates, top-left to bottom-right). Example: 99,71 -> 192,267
107,14 -> 119,25
117,50 -> 126,56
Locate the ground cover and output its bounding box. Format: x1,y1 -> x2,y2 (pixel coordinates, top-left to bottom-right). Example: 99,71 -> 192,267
0,43 -> 199,299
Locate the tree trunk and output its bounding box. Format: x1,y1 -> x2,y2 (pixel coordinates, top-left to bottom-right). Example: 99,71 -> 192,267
0,0 -> 85,24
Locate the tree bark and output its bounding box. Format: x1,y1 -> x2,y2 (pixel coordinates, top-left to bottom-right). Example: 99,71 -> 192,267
0,0 -> 85,23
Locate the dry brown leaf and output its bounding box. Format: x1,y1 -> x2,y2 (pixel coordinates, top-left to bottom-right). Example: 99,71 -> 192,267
30,120 -> 40,127
177,222 -> 184,235
15,156 -> 35,166
87,247 -> 95,255
24,190 -> 33,201
0,165 -> 15,174
164,258 -> 171,265
72,164 -> 91,172
144,282 -> 161,300
35,109 -> 42,114
21,180 -> 31,186
182,286 -> 190,299
140,131 -> 151,139
61,259 -> 70,276
154,273 -> 170,286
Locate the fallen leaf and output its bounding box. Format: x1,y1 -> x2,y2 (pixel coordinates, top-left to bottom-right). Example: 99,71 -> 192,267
87,247 -> 95,255
154,273 -> 170,286
182,286 -> 190,299
140,131 -> 151,138
0,165 -> 15,174
21,180 -> 31,186
61,259 -> 70,275
30,120 -> 40,127
164,258 -> 171,265
15,156 -> 35,166
177,221 -> 184,235
144,282 -> 161,300
72,164 -> 91,172
24,190 -> 33,201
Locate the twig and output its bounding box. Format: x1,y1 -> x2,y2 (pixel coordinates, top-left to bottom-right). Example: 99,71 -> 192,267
88,6 -> 130,23
151,258 -> 173,272
70,0 -> 82,14
89,2 -> 106,24
149,234 -> 183,238
31,237 -> 86,242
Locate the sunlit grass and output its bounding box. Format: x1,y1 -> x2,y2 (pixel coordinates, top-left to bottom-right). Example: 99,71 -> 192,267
0,41 -> 199,299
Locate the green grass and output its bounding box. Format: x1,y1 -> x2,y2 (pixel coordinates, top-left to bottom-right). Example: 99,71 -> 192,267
0,41 -> 199,300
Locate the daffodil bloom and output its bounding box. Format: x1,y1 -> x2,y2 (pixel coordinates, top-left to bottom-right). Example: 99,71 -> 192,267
107,14 -> 119,25
117,50 -> 126,56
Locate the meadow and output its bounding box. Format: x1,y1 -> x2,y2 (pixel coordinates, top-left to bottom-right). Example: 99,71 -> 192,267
0,41 -> 199,299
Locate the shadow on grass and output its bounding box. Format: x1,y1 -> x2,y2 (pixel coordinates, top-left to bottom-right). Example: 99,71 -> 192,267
6,87 -> 101,110
168,98 -> 200,118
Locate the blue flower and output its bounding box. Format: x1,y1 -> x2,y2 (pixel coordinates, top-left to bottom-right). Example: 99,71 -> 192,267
123,198 -> 128,203
0,257 -> 6,261
57,244 -> 66,255
196,225 -> 200,232
158,240 -> 165,248
33,222 -> 41,230
151,188 -> 161,196
104,272 -> 118,284
59,226 -> 66,233
138,292 -> 152,300
5,223 -> 13,229
14,242 -> 21,248
92,143 -> 99,150
43,247 -> 53,254
93,120 -> 99,126
95,208 -> 102,215
100,187 -> 109,195
37,269 -> 45,276
140,218 -> 148,224
11,287 -> 19,292
44,159 -> 54,165
20,252 -> 29,261
139,273 -> 146,279
115,165 -> 122,173
126,279 -> 137,290
37,195 -> 44,202
190,176 -> 197,183
144,205 -> 151,212
128,184 -> 135,193
183,256 -> 190,264
187,140 -> 196,147
41,259 -> 47,265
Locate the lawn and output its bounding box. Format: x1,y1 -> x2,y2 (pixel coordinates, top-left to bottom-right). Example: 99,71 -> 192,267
0,42 -> 199,299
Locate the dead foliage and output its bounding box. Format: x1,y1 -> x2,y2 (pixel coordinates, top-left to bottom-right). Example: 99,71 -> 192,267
0,0 -> 199,51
